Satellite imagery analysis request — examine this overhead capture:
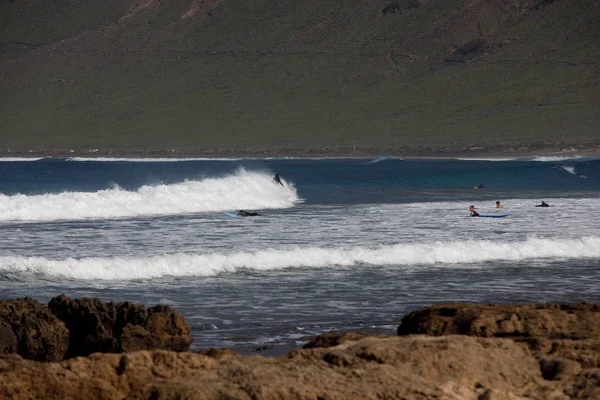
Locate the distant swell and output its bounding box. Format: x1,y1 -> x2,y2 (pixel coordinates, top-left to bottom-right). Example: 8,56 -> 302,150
65,157 -> 243,162
0,157 -> 45,162
530,155 -> 583,162
1,237 -> 599,280
0,170 -> 299,221
364,156 -> 396,164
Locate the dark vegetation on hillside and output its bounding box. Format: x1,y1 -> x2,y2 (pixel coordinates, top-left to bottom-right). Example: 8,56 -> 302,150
0,0 -> 599,155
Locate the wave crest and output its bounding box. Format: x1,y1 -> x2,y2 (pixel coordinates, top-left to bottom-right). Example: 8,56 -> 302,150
2,237 -> 598,280
0,170 -> 299,221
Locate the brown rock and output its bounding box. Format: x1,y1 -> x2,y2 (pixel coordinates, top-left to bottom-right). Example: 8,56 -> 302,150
397,302 -> 600,394
303,332 -> 383,349
539,357 -> 582,380
0,335 -> 551,400
0,298 -> 68,361
527,338 -> 600,369
398,303 -> 600,339
0,320 -> 17,355
48,295 -> 191,358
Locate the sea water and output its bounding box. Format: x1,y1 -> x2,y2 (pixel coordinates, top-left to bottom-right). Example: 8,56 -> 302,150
1,156 -> 599,353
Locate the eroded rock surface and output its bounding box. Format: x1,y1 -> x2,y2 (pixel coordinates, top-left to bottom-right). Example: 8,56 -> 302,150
0,335 -> 550,400
48,295 -> 192,358
2,300 -> 600,398
397,303 -> 600,339
0,298 -> 68,362
398,303 -> 600,399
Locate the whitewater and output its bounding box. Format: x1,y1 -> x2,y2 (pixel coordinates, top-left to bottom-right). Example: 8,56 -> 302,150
0,169 -> 299,221
2,236 -> 600,280
1,156 -> 599,353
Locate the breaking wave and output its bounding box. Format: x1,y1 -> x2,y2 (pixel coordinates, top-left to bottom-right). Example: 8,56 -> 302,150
0,157 -> 45,162
456,157 -> 517,162
2,237 -> 599,280
0,170 -> 299,222
65,157 -> 244,162
364,156 -> 396,164
530,155 -> 584,162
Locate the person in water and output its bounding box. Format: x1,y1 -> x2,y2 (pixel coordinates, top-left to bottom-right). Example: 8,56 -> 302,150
273,173 -> 284,186
475,184 -> 485,189
469,205 -> 480,217
496,201 -> 504,209
535,201 -> 550,208
237,210 -> 260,216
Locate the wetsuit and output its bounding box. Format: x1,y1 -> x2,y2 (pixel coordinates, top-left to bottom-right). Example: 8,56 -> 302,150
238,211 -> 260,216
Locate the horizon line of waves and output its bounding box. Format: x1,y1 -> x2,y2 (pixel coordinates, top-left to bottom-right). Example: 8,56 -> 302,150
456,157 -> 518,162
2,237 -> 599,280
66,157 -> 244,162
0,157 -> 46,162
66,156 -> 349,162
0,170 -> 299,222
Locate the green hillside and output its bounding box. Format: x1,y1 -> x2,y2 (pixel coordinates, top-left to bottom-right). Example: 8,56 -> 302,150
1,0 -> 599,155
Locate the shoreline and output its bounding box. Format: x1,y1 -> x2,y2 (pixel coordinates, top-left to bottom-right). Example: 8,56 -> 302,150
1,146 -> 599,161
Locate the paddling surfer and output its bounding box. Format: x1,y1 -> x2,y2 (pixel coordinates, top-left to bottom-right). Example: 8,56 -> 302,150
469,205 -> 480,217
237,210 -> 260,217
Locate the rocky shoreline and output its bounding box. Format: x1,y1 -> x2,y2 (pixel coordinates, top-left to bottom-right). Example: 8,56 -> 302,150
1,297 -> 600,399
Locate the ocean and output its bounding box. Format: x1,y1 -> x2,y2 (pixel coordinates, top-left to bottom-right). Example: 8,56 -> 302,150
1,155 -> 599,354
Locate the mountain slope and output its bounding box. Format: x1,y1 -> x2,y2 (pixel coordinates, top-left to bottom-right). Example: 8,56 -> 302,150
1,0 -> 599,155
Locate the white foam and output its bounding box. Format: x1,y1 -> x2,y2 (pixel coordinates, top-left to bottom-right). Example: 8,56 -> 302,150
0,170 -> 299,222
2,237 -> 599,280
456,157 -> 517,162
364,156 -> 396,164
66,157 -> 243,162
0,157 -> 45,162
66,156 -> 347,162
531,155 -> 583,162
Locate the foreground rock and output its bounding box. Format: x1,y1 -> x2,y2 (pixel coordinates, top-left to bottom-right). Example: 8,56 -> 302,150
48,295 -> 192,358
3,301 -> 600,398
0,298 -> 68,362
397,303 -> 600,339
397,303 -> 600,399
0,335 -> 554,400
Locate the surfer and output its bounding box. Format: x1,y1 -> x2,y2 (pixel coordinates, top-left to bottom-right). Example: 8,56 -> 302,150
475,184 -> 485,189
273,173 -> 284,186
237,210 -> 260,217
535,201 -> 550,208
469,205 -> 480,217
496,201 -> 504,209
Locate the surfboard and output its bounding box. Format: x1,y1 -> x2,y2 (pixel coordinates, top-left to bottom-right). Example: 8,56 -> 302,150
478,214 -> 511,218
224,212 -> 239,218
